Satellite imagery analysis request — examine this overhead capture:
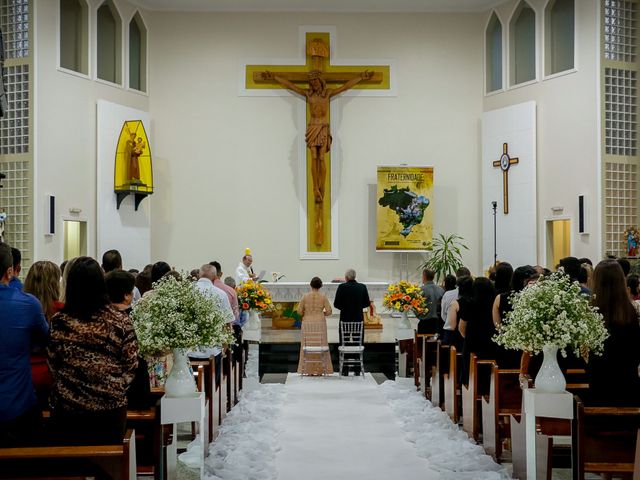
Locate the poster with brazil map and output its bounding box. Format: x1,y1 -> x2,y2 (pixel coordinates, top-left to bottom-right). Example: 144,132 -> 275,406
376,166 -> 433,252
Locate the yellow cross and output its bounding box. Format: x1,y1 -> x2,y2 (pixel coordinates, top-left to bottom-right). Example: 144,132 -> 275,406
246,32 -> 390,252
492,143 -> 519,215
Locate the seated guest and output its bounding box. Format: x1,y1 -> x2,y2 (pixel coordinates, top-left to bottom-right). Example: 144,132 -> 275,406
102,249 -> 141,303
23,261 -> 63,408
443,274 -> 456,292
48,257 -> 138,445
9,247 -> 23,289
586,260 -> 640,406
578,266 -> 590,292
627,273 -> 640,302
151,261 -> 171,285
459,277 -> 497,383
493,262 -> 513,296
101,249 -> 123,274
418,268 -> 444,334
189,265 -> 235,385
135,265 -> 153,297
560,256 -> 591,295
60,257 -> 79,303
440,267 -> 471,336
0,244 -> 49,446
211,261 -> 242,362
105,270 -> 152,410
443,275 -> 472,350
618,258 -> 631,277
105,270 -> 136,315
493,265 -> 535,327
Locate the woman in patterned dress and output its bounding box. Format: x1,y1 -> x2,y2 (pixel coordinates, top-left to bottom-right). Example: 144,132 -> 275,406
296,277 -> 334,375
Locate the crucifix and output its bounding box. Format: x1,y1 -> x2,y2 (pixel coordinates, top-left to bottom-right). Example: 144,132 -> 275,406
492,143 -> 519,214
248,33 -> 388,252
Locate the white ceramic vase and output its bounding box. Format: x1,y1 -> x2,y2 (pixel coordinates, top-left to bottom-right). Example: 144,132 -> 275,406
534,344 -> 566,393
247,309 -> 261,330
164,348 -> 196,398
398,310 -> 412,329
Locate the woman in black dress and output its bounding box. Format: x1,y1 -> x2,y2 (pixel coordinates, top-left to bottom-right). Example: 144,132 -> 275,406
586,260 -> 640,406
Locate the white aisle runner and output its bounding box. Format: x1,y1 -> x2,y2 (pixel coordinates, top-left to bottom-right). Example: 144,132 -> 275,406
204,352 -> 507,480
276,374 -> 439,480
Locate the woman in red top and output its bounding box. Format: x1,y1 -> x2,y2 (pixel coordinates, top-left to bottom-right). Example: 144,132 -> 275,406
23,261 -> 62,407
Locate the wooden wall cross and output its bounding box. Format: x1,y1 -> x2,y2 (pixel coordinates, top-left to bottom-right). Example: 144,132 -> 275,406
246,32 -> 389,253
492,143 -> 519,215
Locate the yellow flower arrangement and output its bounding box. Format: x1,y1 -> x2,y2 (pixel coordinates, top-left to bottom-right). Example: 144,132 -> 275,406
236,280 -> 275,313
383,280 -> 428,316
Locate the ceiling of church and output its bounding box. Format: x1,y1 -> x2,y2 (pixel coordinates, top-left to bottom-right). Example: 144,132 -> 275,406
131,0 -> 501,12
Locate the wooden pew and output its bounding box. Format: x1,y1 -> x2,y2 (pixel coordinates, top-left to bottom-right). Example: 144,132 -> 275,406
0,429 -> 136,480
126,404 -> 163,479
443,345 -> 461,423
415,333 -> 437,397
191,356 -> 218,443
572,396 -> 640,480
481,363 -> 521,461
635,429 -> 640,480
431,342 -> 449,409
461,353 -> 494,441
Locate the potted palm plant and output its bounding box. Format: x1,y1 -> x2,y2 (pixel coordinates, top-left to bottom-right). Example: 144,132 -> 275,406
420,233 -> 468,281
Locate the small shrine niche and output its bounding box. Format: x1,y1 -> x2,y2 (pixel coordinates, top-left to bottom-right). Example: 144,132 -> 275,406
114,120 -> 153,210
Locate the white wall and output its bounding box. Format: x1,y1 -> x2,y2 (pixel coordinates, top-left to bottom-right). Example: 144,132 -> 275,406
34,0 -> 150,268
147,11 -> 485,281
482,101 -> 537,269
483,0 -> 600,265
96,100 -> 151,269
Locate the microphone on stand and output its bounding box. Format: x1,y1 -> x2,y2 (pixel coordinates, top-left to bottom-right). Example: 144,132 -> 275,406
276,274 -> 286,282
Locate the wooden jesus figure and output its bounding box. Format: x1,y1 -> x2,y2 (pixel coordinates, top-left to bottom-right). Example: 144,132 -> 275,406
261,69 -> 373,204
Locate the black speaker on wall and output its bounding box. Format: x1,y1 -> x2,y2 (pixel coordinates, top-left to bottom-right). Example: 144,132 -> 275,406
578,194 -> 586,234
45,195 -> 55,235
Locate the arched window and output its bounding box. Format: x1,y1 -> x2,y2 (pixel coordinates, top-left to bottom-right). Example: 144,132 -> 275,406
96,0 -> 122,84
510,1 -> 537,86
129,12 -> 147,92
545,0 -> 575,75
486,12 -> 503,93
59,0 -> 88,74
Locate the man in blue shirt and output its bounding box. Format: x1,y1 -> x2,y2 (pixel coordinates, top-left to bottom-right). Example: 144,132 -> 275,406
0,243 -> 49,446
8,247 -> 23,289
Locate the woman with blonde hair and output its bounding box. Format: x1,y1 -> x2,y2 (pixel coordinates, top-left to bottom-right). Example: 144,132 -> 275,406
23,261 -> 62,407
24,261 -> 62,320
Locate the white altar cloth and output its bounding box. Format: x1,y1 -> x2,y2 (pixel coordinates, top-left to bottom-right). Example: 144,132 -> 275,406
261,281 -> 389,303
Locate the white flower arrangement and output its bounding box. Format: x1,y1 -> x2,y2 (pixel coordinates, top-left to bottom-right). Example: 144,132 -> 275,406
131,275 -> 235,357
493,272 -> 609,358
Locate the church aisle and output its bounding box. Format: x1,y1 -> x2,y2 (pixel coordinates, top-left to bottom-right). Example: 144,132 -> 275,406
204,349 -> 507,480
276,374 -> 440,480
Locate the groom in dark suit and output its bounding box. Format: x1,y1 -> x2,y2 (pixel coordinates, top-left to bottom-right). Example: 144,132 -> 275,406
333,269 -> 371,376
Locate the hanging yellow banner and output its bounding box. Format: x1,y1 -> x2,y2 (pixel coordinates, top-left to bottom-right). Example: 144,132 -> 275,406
376,166 -> 433,252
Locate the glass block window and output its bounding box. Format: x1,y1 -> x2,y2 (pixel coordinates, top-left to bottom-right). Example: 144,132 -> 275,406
604,0 -> 637,63
0,0 -> 30,59
0,160 -> 31,263
604,67 -> 637,156
0,64 -> 29,155
605,162 -> 638,256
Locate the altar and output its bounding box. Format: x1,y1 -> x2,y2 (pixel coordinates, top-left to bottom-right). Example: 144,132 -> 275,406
261,281 -> 389,329
261,281 -> 390,304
